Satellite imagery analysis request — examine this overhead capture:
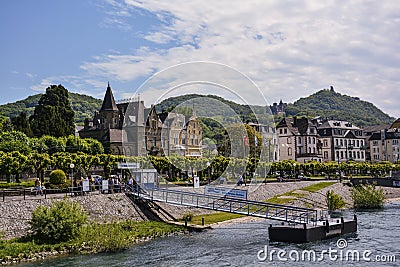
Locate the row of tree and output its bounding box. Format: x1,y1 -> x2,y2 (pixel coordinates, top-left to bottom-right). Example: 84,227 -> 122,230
1,147 -> 398,184
0,151 -> 125,183
0,130 -> 103,155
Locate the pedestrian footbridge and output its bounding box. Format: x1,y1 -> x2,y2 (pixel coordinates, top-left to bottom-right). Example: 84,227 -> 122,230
126,185 -> 324,226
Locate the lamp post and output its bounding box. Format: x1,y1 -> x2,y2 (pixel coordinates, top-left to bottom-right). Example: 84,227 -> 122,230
293,163 -> 297,180
69,163 -> 75,194
206,161 -> 211,185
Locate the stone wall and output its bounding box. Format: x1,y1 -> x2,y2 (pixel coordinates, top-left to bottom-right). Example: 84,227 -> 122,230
0,193 -> 147,240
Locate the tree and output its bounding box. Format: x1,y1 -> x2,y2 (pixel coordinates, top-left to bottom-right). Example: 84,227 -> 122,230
11,112 -> 34,137
85,138 -> 104,155
29,152 -> 51,181
30,84 -> 75,137
0,130 -> 31,154
0,115 -> 13,132
40,135 -> 66,154
0,151 -> 27,182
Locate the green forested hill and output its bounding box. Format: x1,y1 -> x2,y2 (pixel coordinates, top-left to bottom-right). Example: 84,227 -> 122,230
0,92 -> 102,124
284,89 -> 395,126
155,94 -> 257,122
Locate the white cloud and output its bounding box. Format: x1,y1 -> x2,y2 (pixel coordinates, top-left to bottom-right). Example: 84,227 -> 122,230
46,0 -> 400,117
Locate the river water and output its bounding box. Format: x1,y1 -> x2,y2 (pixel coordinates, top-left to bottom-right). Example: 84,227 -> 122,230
21,202 -> 399,267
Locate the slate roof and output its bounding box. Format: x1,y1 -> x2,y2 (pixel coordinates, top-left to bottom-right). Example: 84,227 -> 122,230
100,83 -> 118,111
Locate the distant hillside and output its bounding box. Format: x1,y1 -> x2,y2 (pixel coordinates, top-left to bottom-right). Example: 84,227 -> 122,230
0,92 -> 102,124
284,89 -> 395,126
155,94 -> 258,122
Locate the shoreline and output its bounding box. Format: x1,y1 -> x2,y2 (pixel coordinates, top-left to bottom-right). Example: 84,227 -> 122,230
2,182 -> 400,266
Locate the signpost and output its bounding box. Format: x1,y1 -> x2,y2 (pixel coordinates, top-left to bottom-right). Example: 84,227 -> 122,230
193,176 -> 200,188
204,186 -> 247,199
82,180 -> 90,192
117,162 -> 140,169
102,179 -> 109,193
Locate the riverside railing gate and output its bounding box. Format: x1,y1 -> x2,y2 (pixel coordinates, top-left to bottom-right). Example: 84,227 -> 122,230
127,185 -> 320,226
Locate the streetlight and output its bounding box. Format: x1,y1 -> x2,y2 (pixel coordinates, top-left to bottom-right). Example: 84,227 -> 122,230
69,163 -> 75,195
206,161 -> 211,185
293,163 -> 297,180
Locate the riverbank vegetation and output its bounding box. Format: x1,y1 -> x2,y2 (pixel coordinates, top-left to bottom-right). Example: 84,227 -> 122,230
326,190 -> 346,211
0,200 -> 185,265
350,184 -> 385,209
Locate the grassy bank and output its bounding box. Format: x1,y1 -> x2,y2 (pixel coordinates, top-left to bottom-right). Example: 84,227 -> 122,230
0,221 -> 185,264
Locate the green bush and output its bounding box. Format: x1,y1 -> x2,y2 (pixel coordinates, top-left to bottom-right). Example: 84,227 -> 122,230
49,169 -> 66,185
350,184 -> 385,209
29,199 -> 88,243
326,190 -> 346,211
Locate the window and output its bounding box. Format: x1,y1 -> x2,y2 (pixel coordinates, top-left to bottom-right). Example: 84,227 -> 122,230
298,137 -> 302,144
287,137 -> 292,144
324,151 -> 328,159
373,141 -> 378,146
279,129 -> 282,134
308,137 -> 311,143
340,139 -> 343,146
394,140 -> 399,145
340,151 -> 344,159
284,128 -> 288,134
323,140 -> 328,147
288,147 -> 292,156
313,137 -> 316,144
357,140 -> 360,147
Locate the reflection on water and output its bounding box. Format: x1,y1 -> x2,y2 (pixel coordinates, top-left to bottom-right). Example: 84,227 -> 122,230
21,203 -> 399,267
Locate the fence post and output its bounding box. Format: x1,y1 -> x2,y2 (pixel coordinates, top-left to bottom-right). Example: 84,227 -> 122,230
2,191 -> 4,202
202,217 -> 205,226
24,189 -> 26,200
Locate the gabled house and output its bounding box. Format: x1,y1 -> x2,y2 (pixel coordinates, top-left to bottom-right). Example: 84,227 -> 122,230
276,117 -> 322,163
317,120 -> 365,162
179,110 -> 202,157
369,118 -> 400,163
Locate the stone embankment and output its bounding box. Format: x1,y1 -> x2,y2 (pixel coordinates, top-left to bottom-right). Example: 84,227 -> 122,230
0,193 -> 147,240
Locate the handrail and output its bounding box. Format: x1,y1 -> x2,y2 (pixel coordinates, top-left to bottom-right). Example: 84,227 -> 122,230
127,185 -> 320,225
146,187 -> 316,213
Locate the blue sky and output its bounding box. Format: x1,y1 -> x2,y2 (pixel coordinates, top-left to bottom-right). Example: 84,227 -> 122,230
1,0 -> 399,119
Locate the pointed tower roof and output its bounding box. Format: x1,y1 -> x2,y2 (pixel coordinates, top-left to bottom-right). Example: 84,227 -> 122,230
100,82 -> 118,111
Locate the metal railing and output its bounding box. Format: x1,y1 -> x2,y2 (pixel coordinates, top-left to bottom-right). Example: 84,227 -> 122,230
0,184 -> 130,201
126,185 -> 319,226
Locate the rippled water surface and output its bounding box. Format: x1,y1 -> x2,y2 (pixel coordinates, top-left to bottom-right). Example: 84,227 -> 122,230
21,202 -> 400,267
